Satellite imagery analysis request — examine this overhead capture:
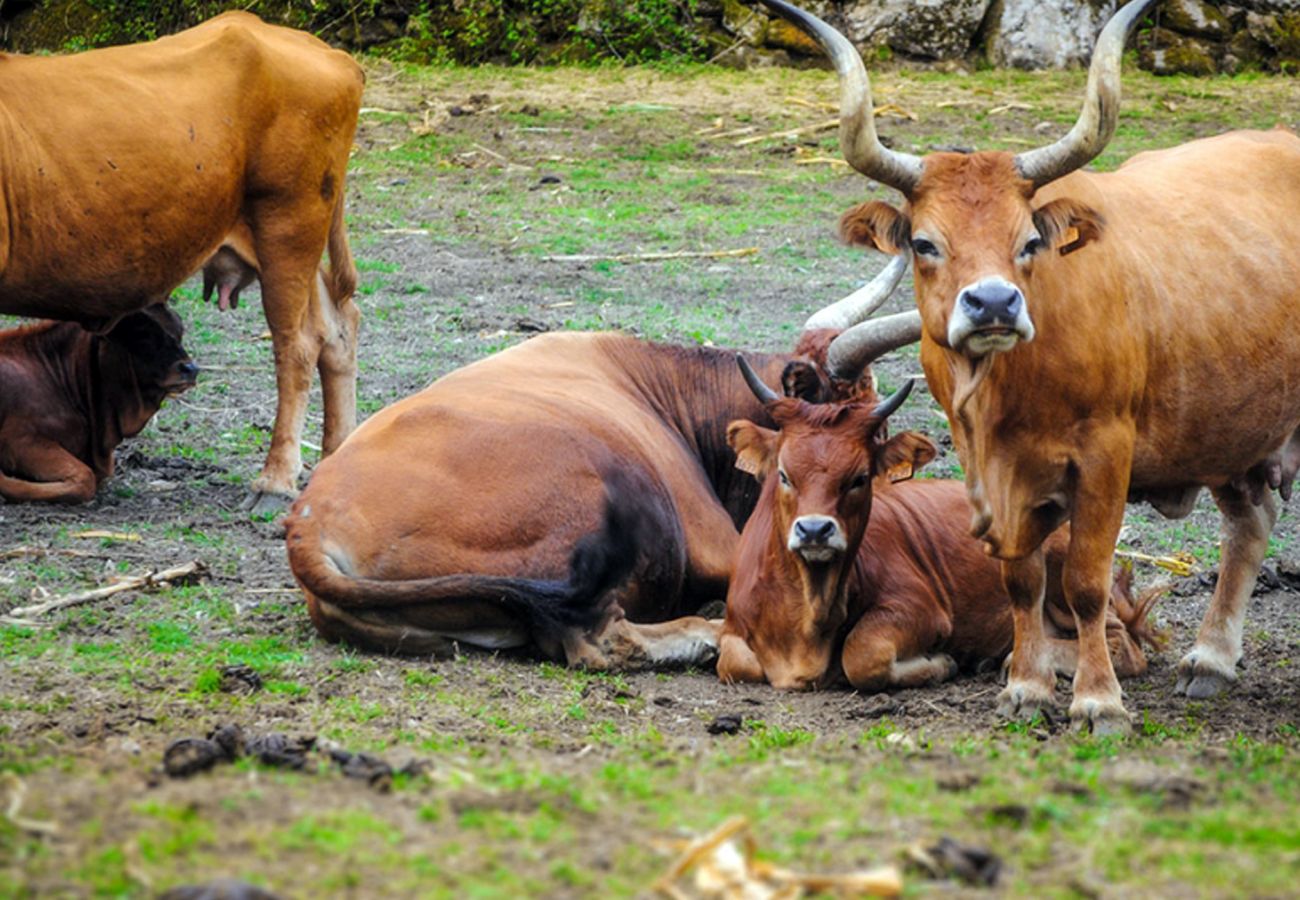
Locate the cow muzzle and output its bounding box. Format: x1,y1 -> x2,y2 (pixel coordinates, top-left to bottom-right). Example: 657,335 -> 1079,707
788,515 -> 847,563
948,277 -> 1034,356
163,359 -> 200,394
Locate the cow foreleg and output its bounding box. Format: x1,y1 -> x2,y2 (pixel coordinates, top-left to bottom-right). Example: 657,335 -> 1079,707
996,551 -> 1059,722
717,633 -> 765,684
0,443 -> 99,504
1062,478 -> 1131,735
842,613 -> 957,693
1175,485 -> 1276,699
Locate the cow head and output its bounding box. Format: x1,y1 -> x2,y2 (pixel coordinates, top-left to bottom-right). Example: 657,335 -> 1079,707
759,0 -> 1152,362
723,358 -> 935,688
102,302 -> 199,408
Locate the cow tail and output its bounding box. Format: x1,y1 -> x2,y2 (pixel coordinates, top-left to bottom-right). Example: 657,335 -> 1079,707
1110,565 -> 1172,651
286,468 -> 647,646
326,187 -> 357,305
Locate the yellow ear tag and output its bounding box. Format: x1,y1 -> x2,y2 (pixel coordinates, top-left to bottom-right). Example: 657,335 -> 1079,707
734,453 -> 762,476
885,462 -> 915,483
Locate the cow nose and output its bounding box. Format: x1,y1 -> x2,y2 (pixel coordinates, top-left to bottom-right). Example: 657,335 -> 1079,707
177,360 -> 200,379
794,518 -> 836,544
959,283 -> 1023,326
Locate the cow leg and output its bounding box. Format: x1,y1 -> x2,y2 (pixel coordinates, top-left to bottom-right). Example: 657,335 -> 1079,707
554,599 -> 720,671
717,633 -> 765,684
1061,473 -> 1131,735
0,443 -> 99,504
996,551 -> 1060,720
841,616 -> 957,693
1175,484 -> 1276,698
244,246 -> 326,513
314,273 -> 360,457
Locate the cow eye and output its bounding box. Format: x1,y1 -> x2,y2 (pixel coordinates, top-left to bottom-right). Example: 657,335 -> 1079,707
778,469 -> 791,487
847,473 -> 870,491
911,237 -> 939,258
1019,236 -> 1044,259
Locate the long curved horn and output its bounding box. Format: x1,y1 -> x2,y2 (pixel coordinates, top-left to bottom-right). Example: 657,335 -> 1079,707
803,253 -> 909,331
1013,0 -> 1156,188
758,0 -> 923,195
871,378 -> 914,421
825,310 -> 923,381
736,353 -> 782,405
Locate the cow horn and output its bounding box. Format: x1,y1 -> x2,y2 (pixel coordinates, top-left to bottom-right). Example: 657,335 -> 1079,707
757,0 -> 923,196
825,310 -> 924,381
1013,0 -> 1155,189
737,353 -> 782,405
803,253 -> 909,331
871,378 -> 914,421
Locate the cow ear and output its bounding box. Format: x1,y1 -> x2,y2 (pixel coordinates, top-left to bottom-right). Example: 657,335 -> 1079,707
876,431 -> 938,483
781,361 -> 826,402
1033,198 -> 1105,257
839,201 -> 910,255
728,420 -> 779,480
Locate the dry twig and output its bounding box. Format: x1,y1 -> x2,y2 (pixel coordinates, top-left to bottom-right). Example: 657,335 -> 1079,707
8,561 -> 207,619
3,773 -> 58,836
542,248 -> 759,264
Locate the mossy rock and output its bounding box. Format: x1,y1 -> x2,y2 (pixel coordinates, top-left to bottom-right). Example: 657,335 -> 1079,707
1138,27 -> 1220,75
1159,0 -> 1231,42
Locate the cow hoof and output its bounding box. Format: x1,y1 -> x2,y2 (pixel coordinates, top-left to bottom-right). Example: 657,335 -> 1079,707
1069,697 -> 1132,737
242,490 -> 293,517
1174,649 -> 1238,699
995,681 -> 1056,722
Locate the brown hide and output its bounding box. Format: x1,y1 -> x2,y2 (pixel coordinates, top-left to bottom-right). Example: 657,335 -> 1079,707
0,13 -> 363,505
885,131 -> 1300,723
0,304 -> 196,503
283,332 -> 792,668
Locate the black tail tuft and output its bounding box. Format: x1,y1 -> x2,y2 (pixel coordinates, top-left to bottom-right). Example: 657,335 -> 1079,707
513,466 -> 655,643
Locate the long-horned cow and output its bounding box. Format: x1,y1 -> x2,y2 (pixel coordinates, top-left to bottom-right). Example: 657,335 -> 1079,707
283,264 -> 919,669
761,0 -> 1300,732
719,358 -> 1158,692
0,14 -> 363,511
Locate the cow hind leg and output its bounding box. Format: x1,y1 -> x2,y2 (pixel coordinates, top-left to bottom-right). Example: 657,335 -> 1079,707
560,609 -> 721,671
243,238 -> 329,513
314,273 -> 360,457
1175,486 -> 1276,699
0,443 -> 99,504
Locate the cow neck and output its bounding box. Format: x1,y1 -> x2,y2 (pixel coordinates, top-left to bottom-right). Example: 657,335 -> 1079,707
85,336 -> 145,477
614,340 -> 785,525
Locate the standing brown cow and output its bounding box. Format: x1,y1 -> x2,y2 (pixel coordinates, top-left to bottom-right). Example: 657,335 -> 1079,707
0,13 -> 363,512
761,0 -> 1300,732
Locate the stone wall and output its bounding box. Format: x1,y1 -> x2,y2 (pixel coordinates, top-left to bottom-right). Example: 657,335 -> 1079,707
3,0 -> 1298,74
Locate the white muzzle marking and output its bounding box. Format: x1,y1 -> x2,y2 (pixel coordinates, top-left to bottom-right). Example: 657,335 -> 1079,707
787,515 -> 847,563
948,276 -> 1035,356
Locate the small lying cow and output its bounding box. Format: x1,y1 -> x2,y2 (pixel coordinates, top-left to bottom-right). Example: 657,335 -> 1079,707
718,359 -> 1161,692
0,304 -> 197,503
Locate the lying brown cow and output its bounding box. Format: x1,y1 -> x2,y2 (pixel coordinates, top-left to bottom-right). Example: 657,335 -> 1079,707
283,261 -> 922,669
0,304 -> 197,503
0,13 -> 363,512
718,361 -> 1159,691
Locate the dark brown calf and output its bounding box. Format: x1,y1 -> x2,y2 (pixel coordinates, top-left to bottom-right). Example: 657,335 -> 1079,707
0,304 -> 196,503
718,364 -> 1158,692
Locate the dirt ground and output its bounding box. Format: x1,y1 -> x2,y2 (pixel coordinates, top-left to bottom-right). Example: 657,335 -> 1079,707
2,61 -> 1299,897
